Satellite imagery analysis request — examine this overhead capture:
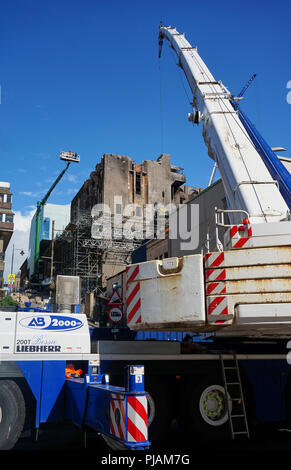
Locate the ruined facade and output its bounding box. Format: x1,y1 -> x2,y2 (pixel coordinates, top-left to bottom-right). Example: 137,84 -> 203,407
38,153 -> 198,312
71,153 -> 199,223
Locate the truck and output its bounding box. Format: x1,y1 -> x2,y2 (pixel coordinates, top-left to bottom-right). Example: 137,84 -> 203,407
0,277 -> 150,451
1,24 -> 291,451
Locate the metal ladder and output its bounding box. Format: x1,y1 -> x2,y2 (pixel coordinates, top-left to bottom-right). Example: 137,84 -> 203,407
220,352 -> 250,439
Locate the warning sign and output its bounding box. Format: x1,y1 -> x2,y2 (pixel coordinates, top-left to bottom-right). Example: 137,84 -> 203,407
8,273 -> 15,283
108,306 -> 123,323
107,289 -> 123,306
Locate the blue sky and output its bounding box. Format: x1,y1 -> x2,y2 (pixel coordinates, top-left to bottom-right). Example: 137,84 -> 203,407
1,0 -> 291,276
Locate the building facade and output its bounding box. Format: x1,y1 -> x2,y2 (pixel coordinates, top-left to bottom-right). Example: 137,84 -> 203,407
69,153 -> 199,288
0,182 -> 14,296
71,153 -> 198,223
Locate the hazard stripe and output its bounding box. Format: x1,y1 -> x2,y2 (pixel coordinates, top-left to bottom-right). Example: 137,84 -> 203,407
230,225 -> 238,238
127,282 -> 140,308
127,416 -> 147,442
126,266 -> 139,288
210,252 -> 225,267
205,269 -> 214,280
215,269 -> 226,280
206,282 -> 226,295
119,397 -> 126,425
127,298 -> 141,324
110,399 -> 120,438
219,306 -> 228,315
233,238 -> 249,249
207,303 -> 229,324
110,393 -> 126,441
205,268 -> 226,282
204,252 -> 225,268
207,296 -> 225,314
111,397 -> 125,441
126,264 -> 141,326
128,396 -> 147,426
206,282 -> 219,295
229,224 -> 252,249
127,396 -> 147,442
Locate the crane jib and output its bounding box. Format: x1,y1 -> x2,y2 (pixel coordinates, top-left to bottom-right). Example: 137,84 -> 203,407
158,25 -> 291,220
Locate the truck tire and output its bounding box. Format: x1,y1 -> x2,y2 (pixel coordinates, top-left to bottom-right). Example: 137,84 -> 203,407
179,375 -> 232,444
0,380 -> 26,450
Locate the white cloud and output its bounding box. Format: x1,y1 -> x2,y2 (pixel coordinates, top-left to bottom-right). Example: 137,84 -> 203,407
19,191 -> 38,197
19,188 -> 49,198
3,208 -> 35,281
44,177 -> 56,184
66,174 -> 79,183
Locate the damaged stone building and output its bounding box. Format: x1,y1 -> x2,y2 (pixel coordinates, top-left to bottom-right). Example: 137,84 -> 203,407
38,153 -> 198,316
71,153 -> 197,223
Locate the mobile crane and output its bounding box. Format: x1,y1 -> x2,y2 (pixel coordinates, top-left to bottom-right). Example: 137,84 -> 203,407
93,25 -> 291,448
1,26 -> 291,451
117,25 -> 291,446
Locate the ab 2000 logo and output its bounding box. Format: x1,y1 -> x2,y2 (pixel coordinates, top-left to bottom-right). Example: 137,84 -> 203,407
19,315 -> 83,332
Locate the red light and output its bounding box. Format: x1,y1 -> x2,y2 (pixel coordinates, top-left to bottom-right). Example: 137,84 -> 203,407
242,218 -> 250,225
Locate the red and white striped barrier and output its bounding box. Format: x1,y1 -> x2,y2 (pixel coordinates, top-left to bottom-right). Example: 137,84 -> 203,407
127,395 -> 148,443
204,252 -> 226,284
226,224 -> 253,249
109,393 -> 148,443
126,265 -> 141,327
205,268 -> 226,282
204,252 -> 230,325
205,246 -> 291,269
206,295 -> 231,325
204,251 -> 225,268
110,393 -> 126,441
206,282 -> 226,296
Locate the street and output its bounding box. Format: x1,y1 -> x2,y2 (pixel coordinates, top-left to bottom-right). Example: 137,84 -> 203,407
10,420 -> 291,456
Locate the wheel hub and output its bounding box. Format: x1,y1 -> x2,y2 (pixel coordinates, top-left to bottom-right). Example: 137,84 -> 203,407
199,385 -> 230,426
203,392 -> 223,417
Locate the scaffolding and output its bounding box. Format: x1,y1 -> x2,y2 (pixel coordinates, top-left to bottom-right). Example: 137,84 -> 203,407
52,210 -> 149,301
53,211 -> 99,298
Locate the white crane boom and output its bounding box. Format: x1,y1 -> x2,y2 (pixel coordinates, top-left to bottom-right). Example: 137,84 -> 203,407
159,26 -> 289,224
123,26 -> 291,336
